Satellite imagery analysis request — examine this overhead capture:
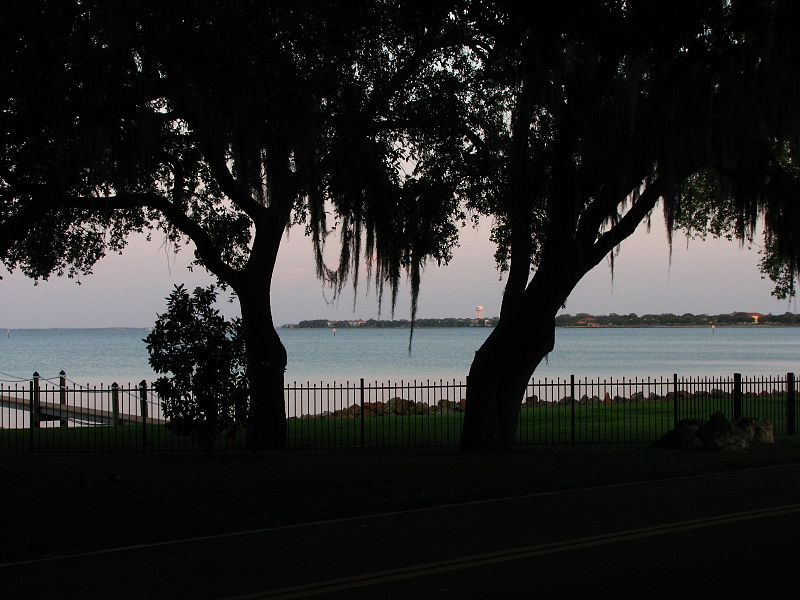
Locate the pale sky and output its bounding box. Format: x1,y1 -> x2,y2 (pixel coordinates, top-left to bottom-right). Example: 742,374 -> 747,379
0,213 -> 796,329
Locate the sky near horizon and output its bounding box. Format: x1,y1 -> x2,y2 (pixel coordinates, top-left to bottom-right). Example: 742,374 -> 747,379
1,213 -> 797,329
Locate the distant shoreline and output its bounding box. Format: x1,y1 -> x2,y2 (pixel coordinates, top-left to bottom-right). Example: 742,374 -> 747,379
1,327 -> 150,332
3,322 -> 799,331
280,323 -> 799,330
285,311 -> 799,330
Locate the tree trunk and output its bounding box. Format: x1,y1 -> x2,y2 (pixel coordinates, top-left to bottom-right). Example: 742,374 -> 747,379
238,286 -> 287,450
462,247 -> 583,452
462,313 -> 556,451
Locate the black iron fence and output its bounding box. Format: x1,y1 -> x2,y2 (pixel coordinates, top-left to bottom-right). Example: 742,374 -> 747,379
1,371 -> 796,452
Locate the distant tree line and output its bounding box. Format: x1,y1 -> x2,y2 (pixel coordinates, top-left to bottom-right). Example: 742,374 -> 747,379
555,313 -> 800,327
292,317 -> 499,329
292,313 -> 800,329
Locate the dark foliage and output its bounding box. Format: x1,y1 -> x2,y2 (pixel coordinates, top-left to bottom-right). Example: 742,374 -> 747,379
145,285 -> 248,450
4,1 -> 797,451
436,0 -> 800,450
1,1 -> 465,447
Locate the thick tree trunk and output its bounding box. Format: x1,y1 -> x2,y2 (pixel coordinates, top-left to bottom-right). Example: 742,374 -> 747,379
461,154 -> 671,451
238,286 -> 287,450
462,248 -> 582,451
461,313 -> 556,451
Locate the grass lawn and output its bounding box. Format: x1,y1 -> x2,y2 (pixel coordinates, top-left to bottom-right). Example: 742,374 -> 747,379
5,395 -> 795,451
3,438 -> 800,563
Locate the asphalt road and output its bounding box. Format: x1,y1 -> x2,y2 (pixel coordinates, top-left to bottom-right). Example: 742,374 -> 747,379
4,463 -> 800,599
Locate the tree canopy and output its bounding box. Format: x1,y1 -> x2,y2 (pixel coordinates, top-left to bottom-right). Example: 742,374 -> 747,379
2,1 -> 797,451
1,0 -> 465,447
422,0 -> 800,449
1,1 -> 461,291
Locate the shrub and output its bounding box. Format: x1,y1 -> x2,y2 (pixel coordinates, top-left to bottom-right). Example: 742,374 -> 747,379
145,285 -> 248,451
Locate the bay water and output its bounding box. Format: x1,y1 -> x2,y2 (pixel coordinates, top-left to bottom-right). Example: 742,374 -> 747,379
1,326 -> 798,387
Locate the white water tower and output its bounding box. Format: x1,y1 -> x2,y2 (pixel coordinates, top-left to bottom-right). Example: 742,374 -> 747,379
475,305 -> 484,320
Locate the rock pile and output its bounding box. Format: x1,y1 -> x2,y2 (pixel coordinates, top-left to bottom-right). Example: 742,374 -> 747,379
296,397 -> 466,419
653,412 -> 774,450
520,388 -> 784,407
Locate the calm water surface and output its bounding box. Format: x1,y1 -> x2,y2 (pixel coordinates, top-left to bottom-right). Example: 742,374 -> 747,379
1,326 -> 798,386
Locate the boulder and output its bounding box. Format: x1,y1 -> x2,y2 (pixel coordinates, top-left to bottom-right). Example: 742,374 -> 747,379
695,412 -> 746,450
338,403 -> 360,418
388,397 -> 415,415
733,417 -> 775,445
522,395 -> 539,408
654,419 -> 706,450
436,399 -> 461,413
654,412 -> 774,450
362,401 -> 385,417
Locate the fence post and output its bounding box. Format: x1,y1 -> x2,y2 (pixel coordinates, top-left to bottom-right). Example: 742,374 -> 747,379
787,373 -> 796,436
360,378 -> 365,451
111,383 -> 120,427
733,373 -> 742,419
59,370 -> 67,428
673,373 -> 679,426
28,377 -> 35,452
570,374 -> 576,446
139,380 -> 148,454
31,372 -> 41,430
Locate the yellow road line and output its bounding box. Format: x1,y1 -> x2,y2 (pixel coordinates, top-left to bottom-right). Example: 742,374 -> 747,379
222,502 -> 800,600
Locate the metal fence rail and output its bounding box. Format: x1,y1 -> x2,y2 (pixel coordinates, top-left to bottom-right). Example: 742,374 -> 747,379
1,371 -> 797,452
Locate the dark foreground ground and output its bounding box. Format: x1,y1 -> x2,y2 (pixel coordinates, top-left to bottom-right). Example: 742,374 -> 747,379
4,460 -> 800,598
3,441 -> 800,560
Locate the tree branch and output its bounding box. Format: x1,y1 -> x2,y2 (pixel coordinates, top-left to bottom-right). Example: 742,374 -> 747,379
203,140 -> 268,223
60,193 -> 162,211
363,17 -> 449,118
500,69 -> 536,319
585,180 -> 667,269
574,166 -> 648,253
61,192 -> 242,286
463,127 -> 488,158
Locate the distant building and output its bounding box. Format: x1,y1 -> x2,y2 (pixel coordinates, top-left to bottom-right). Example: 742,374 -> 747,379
731,312 -> 765,324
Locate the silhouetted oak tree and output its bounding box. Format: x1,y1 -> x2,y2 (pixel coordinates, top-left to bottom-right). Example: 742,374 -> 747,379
435,1 -> 800,450
0,1 -> 461,448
